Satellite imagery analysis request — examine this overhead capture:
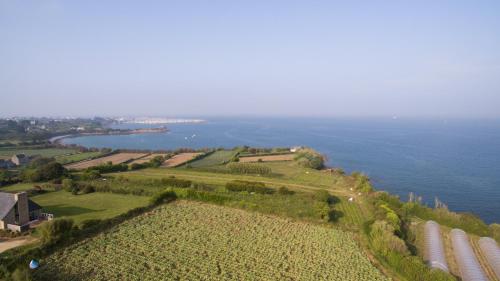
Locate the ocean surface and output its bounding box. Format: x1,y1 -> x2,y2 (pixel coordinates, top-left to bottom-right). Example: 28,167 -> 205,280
63,117 -> 500,224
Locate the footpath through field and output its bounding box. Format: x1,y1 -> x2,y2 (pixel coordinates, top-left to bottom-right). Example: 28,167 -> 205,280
0,237 -> 36,253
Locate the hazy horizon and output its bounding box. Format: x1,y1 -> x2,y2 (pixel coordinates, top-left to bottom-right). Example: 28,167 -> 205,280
1,1 -> 500,118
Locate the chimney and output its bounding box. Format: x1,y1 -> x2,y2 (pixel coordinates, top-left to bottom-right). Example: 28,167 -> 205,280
14,192 -> 30,225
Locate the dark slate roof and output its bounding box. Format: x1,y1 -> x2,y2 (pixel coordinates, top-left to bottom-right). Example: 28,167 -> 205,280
0,192 -> 16,220
28,199 -> 42,212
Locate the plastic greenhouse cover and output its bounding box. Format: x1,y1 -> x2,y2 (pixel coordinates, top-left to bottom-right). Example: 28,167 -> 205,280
451,229 -> 488,281
479,237 -> 500,280
424,221 -> 449,272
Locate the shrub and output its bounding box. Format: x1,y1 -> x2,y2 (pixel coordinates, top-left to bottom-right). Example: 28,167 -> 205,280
86,163 -> 128,174
130,163 -> 146,170
277,186 -> 295,195
369,220 -> 409,257
150,189 -> 177,205
294,148 -> 324,170
62,178 -> 75,192
491,224 -> 500,243
82,169 -> 101,180
352,172 -> 373,193
11,267 -> 32,281
160,177 -> 192,188
38,219 -> 75,246
226,180 -> 274,194
81,184 -> 95,194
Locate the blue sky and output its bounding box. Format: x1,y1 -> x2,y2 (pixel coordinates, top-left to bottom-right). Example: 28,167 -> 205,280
1,0 -> 499,118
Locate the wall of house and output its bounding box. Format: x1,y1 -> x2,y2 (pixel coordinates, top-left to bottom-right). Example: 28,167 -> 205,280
1,208 -> 16,226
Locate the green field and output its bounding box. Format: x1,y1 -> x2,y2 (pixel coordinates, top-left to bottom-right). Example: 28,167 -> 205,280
0,182 -> 36,192
55,151 -> 102,164
33,201 -> 388,281
0,147 -> 78,159
30,191 -> 150,224
117,161 -> 351,196
185,150 -> 237,168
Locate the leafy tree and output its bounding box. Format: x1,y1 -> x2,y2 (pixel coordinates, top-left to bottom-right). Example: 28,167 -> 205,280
39,219 -> 75,246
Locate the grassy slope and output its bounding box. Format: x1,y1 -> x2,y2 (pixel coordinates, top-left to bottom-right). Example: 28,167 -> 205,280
31,191 -> 150,224
0,183 -> 36,192
106,161 -> 368,231
33,201 -> 389,281
55,151 -> 102,164
0,147 -> 78,159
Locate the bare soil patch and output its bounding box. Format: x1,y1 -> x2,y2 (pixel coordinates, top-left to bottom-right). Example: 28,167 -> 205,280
162,153 -> 202,167
239,154 -> 295,163
129,154 -> 168,165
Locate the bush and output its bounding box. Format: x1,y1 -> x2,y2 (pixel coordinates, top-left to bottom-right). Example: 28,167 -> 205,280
226,180 -> 274,194
294,148 -> 324,170
81,184 -> 95,194
277,186 -> 295,195
11,267 -> 32,281
150,189 -> 177,205
86,163 -> 128,174
130,163 -> 146,170
227,163 -> 272,175
370,220 -> 409,257
62,178 -> 75,192
160,177 -> 192,188
82,169 -> 101,180
38,219 -> 75,246
402,202 -> 490,237
21,161 -> 66,182
352,172 -> 373,193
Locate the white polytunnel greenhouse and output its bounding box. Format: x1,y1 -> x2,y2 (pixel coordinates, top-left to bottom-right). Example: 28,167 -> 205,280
424,221 -> 449,272
479,237 -> 500,279
451,229 -> 488,281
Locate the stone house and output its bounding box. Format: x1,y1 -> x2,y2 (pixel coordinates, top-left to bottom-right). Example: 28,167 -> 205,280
0,192 -> 42,232
11,154 -> 30,166
0,159 -> 15,169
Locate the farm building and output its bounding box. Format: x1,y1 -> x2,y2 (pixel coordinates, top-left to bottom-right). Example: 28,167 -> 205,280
0,191 -> 42,232
0,159 -> 15,169
11,154 -> 30,166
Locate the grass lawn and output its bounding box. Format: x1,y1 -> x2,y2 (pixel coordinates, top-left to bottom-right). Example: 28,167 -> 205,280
0,183 -> 38,192
55,151 -> 102,164
31,191 -> 150,224
0,147 -> 78,159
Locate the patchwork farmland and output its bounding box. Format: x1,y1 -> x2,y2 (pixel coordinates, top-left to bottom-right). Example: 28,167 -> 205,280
129,154 -> 168,165
162,152 -> 202,167
65,153 -> 148,169
33,201 -> 388,281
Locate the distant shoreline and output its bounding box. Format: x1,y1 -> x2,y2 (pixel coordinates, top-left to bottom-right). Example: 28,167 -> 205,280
49,127 -> 168,144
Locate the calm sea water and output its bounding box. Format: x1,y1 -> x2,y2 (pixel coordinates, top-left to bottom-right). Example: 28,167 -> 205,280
63,118 -> 500,224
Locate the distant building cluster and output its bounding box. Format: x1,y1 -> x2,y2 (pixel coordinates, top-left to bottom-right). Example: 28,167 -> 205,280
0,154 -> 31,169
